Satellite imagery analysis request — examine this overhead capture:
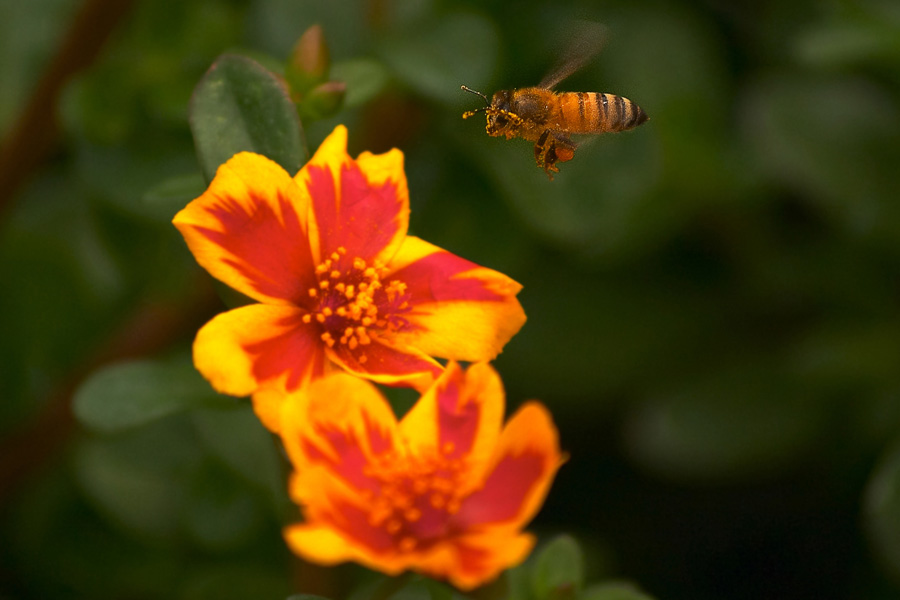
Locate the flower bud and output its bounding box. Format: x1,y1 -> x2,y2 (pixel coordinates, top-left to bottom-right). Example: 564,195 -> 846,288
299,80 -> 347,120
286,24 -> 329,95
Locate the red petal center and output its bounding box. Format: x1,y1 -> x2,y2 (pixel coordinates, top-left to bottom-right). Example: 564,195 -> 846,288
301,247 -> 413,363
360,443 -> 469,553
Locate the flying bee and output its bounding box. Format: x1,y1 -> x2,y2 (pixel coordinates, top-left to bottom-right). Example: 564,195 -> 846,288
461,30 -> 648,179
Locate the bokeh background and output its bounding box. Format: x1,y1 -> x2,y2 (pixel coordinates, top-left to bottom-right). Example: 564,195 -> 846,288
2,0 -> 900,599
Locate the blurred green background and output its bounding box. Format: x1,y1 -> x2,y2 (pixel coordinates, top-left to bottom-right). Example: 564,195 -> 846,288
2,0 -> 900,598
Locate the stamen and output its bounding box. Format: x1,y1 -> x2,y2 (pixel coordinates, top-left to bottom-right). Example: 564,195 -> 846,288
307,253 -> 414,379
404,507 -> 422,522
447,498 -> 461,515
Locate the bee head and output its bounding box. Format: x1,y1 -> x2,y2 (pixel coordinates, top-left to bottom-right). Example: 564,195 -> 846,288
460,86 -> 522,137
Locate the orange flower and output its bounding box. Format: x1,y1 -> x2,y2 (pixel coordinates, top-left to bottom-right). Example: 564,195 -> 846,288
279,361 -> 564,590
173,126 -> 526,430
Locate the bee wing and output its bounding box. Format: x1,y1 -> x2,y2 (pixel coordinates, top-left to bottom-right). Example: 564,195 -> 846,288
539,20 -> 609,89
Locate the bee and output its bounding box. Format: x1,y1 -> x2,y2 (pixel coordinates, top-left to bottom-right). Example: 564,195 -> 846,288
461,32 -> 648,179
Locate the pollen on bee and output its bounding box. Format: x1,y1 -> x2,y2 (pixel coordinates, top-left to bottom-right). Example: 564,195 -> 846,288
556,147 -> 575,163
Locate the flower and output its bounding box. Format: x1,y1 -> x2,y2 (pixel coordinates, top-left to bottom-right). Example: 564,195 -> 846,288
172,126 -> 526,430
279,361 -> 564,590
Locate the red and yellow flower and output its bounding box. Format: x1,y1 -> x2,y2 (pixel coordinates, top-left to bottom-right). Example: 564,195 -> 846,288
279,361 -> 564,590
173,126 -> 526,430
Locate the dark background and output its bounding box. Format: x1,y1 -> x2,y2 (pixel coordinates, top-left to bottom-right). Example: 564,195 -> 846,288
2,0 -> 900,598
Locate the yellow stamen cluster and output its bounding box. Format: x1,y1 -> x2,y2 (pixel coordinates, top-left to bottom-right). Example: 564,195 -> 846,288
362,442 -> 466,551
301,247 -> 411,362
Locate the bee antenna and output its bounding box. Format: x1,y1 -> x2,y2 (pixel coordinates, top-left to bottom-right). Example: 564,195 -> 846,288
460,85 -> 489,106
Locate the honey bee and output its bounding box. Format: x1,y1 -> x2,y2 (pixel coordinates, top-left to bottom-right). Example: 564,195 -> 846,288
461,32 -> 648,179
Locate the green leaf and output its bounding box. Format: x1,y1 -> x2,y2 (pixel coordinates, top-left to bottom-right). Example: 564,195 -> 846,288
191,405 -> 287,512
386,579 -> 432,600
742,73 -> 900,240
864,440 -> 900,581
73,417 -> 201,543
182,458 -> 265,551
331,58 -> 390,108
73,358 -> 222,434
142,172 -> 206,222
286,596 -> 334,600
180,564 -> 292,600
505,561 -> 533,600
580,582 -> 656,600
378,11 -> 498,105
531,535 -> 585,600
624,364 -> 827,482
190,53 -> 306,182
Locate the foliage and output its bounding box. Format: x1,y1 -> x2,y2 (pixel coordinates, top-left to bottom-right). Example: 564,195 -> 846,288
2,0 -> 900,599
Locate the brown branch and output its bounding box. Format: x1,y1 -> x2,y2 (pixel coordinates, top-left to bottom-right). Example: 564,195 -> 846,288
0,0 -> 136,214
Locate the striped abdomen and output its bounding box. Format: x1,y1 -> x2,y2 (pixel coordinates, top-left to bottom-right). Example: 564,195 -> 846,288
555,91 -> 648,134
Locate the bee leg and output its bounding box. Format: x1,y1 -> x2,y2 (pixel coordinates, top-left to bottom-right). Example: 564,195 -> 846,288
534,130 -> 576,179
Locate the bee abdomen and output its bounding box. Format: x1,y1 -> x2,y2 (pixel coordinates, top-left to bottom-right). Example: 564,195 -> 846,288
562,92 -> 648,134
596,92 -> 648,132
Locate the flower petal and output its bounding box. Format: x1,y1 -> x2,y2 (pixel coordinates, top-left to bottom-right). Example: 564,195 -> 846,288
454,402 -> 563,528
298,125 -> 409,265
283,522 -> 361,566
285,466 -> 399,564
387,236 -> 526,361
326,338 -> 443,391
193,304 -> 325,398
173,152 -> 316,305
399,362 -> 504,482
418,531 -> 535,591
279,373 -> 399,494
